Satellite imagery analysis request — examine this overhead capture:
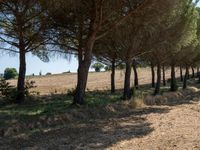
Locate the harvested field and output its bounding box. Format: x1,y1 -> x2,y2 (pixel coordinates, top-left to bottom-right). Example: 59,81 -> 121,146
8,68 -> 178,95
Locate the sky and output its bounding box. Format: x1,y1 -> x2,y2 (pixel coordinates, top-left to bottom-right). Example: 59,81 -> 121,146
0,2 -> 200,75
0,53 -> 80,75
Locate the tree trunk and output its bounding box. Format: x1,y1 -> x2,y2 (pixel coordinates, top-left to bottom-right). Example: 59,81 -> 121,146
16,50 -> 26,104
170,64 -> 178,91
192,67 -> 195,78
154,63 -> 161,95
73,33 -> 96,105
151,63 -> 155,88
111,59 -> 115,93
73,59 -> 91,104
180,66 -> 183,82
197,67 -> 199,78
162,64 -> 166,86
132,60 -> 139,89
187,68 -> 190,79
183,66 -> 189,89
123,59 -> 132,100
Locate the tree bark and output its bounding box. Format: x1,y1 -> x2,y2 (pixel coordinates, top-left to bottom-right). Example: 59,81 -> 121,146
180,66 -> 183,82
197,67 -> 199,77
132,60 -> 139,89
162,64 -> 166,86
73,33 -> 96,105
123,59 -> 132,100
151,63 -> 155,88
111,59 -> 115,93
183,66 -> 189,89
170,64 -> 178,92
192,67 -> 195,78
154,63 -> 161,95
187,68 -> 190,79
16,49 -> 26,104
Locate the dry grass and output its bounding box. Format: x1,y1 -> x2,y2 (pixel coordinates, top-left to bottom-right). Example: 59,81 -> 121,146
129,97 -> 146,109
8,67 -> 181,95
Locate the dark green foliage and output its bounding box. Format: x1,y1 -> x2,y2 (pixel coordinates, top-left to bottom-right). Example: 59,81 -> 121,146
3,68 -> 18,80
39,71 -> 42,76
117,64 -> 126,70
67,88 -> 76,96
130,86 -> 136,98
46,72 -> 52,76
0,79 -> 16,99
0,79 -> 37,102
92,63 -> 104,72
104,66 -> 111,71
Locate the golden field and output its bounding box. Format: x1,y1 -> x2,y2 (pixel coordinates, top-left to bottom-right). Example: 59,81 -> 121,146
8,67 -> 179,95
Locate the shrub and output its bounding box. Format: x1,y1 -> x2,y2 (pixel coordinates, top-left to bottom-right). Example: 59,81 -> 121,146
91,63 -> 104,72
104,66 -> 111,71
46,72 -> 52,76
0,79 -> 17,100
129,97 -> 145,109
3,68 -> 18,80
116,63 -> 125,70
25,80 -> 37,96
0,79 -> 37,102
67,88 -> 76,96
39,71 -> 42,76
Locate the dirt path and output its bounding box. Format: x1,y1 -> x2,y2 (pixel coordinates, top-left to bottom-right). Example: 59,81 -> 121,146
109,102 -> 200,150
1,100 -> 200,150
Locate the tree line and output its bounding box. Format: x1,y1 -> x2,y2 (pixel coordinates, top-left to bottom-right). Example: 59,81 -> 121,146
0,0 -> 200,105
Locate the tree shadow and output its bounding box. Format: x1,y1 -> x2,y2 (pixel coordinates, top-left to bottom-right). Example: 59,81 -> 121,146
0,106 -> 170,150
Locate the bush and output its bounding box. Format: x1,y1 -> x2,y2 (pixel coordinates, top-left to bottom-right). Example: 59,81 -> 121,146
0,79 -> 37,102
67,88 -> 76,96
3,68 -> 18,80
25,80 -> 37,96
91,63 -> 104,72
39,71 -> 42,76
0,79 -> 17,100
46,72 -> 52,76
129,97 -> 145,109
62,71 -> 71,74
104,66 -> 111,71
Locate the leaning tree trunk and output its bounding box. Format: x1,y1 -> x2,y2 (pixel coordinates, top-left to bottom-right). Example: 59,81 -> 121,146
111,59 -> 115,93
183,66 -> 189,89
132,60 -> 139,89
123,59 -> 132,100
180,66 -> 183,82
73,34 -> 96,105
151,63 -> 155,88
16,49 -> 26,104
154,63 -> 161,95
170,64 -> 178,92
73,59 -> 91,104
162,64 -> 166,86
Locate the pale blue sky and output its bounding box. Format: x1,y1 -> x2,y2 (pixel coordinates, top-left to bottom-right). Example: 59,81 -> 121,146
0,2 -> 199,75
0,53 -> 79,75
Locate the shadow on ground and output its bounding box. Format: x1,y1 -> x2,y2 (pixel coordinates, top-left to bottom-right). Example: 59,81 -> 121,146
0,106 -> 170,150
